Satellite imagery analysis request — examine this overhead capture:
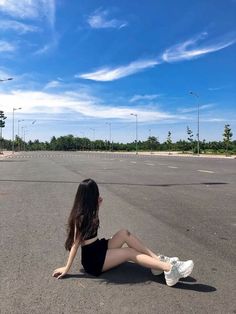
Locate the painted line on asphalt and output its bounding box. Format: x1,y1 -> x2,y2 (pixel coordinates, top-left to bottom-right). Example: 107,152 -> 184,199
197,170 -> 215,173
168,166 -> 178,169
130,161 -> 137,164
145,163 -> 155,166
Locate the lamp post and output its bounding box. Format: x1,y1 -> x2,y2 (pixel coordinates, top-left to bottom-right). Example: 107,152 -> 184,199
0,77 -> 13,82
130,113 -> 138,155
149,128 -> 152,153
17,120 -> 24,151
106,122 -> 112,151
189,91 -> 200,155
90,128 -> 95,151
12,107 -> 22,153
18,120 -> 24,136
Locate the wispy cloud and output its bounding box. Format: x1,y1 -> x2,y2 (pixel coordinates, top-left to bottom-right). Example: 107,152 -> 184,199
0,89 -> 177,122
78,32 -> 235,81
0,20 -> 40,33
162,32 -> 235,62
208,86 -> 227,91
44,80 -> 61,89
130,94 -> 161,103
0,0 -> 55,27
0,40 -> 16,52
87,9 -> 127,29
34,35 -> 58,55
178,103 -> 215,113
77,59 -> 159,81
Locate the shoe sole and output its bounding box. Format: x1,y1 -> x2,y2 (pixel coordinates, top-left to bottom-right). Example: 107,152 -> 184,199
181,260 -> 194,278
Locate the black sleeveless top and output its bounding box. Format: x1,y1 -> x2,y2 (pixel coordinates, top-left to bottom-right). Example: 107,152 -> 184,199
84,230 -> 98,241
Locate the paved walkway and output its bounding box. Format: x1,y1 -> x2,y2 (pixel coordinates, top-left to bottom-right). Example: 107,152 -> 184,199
0,150 -> 235,159
0,151 -> 14,158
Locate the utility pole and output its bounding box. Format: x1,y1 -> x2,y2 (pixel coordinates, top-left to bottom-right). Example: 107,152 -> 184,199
130,113 -> 138,155
189,91 -> 200,155
12,107 -> 22,153
106,122 -> 112,151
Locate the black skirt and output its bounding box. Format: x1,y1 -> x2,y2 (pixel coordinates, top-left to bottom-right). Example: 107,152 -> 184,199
81,238 -> 108,276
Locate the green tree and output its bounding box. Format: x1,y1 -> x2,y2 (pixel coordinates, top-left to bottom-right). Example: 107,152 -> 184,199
187,126 -> 194,154
0,110 -> 7,154
223,124 -> 233,156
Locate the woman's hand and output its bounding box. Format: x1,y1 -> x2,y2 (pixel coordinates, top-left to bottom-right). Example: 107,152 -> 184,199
52,266 -> 69,279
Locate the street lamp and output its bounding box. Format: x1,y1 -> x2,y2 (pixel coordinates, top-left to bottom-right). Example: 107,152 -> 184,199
106,122 -> 112,151
0,77 -> 13,82
130,113 -> 138,155
90,128 -> 95,151
17,119 -> 24,151
18,120 -> 24,136
189,91 -> 200,155
12,107 -> 22,153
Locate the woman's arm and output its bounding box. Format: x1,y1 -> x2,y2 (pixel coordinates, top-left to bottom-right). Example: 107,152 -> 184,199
65,239 -> 80,270
52,239 -> 80,279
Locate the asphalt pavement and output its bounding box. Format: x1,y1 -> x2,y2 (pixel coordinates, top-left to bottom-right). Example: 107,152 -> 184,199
1,151 -> 235,314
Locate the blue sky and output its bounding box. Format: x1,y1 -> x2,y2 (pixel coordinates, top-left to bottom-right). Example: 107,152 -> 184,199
0,0 -> 235,143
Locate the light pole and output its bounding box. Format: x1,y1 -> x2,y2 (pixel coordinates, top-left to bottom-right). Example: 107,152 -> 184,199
106,122 -> 112,151
189,91 -> 200,155
18,120 -> 24,136
17,120 -> 24,151
12,107 -> 22,153
130,113 -> 138,155
149,128 -> 152,153
0,77 -> 13,82
90,128 -> 95,151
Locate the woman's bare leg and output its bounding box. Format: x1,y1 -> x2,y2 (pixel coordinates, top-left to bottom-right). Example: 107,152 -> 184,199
102,247 -> 171,272
108,229 -> 160,260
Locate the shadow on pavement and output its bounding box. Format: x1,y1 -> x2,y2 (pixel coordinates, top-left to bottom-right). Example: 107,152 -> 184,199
64,262 -> 216,292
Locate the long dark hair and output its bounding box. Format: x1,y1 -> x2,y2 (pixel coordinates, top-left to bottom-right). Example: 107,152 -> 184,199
65,179 -> 100,251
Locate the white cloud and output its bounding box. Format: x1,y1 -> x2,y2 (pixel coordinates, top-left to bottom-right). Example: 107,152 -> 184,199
0,40 -> 16,52
179,103 -> 215,113
0,20 -> 40,33
130,94 -> 161,102
34,36 -> 58,55
87,9 -> 127,29
0,89 -> 176,122
44,80 -> 61,89
162,32 -> 235,62
0,0 -> 55,26
78,32 -> 235,81
77,59 -> 159,81
208,86 -> 226,91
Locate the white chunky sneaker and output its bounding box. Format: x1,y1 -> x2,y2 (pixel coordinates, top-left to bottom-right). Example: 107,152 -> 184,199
151,255 -> 179,276
164,260 -> 194,287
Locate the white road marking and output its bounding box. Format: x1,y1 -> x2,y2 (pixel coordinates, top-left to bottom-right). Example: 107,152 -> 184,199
197,170 -> 215,173
146,163 -> 154,166
168,166 -> 178,169
130,161 -> 137,164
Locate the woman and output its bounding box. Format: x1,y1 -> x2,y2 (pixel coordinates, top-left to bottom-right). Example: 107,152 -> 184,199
52,178 -> 194,286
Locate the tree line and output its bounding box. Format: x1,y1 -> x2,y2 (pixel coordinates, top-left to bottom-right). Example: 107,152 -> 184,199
1,124 -> 235,155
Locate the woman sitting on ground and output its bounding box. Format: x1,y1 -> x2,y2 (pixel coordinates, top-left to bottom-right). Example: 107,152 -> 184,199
52,178 -> 194,286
